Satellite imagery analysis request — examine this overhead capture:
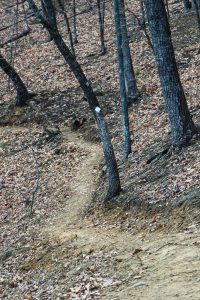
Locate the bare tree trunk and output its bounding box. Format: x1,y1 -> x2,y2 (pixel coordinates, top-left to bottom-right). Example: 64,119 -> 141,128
57,0 -> 75,55
41,0 -> 54,41
97,0 -> 107,55
144,0 -> 197,149
118,0 -> 138,103
183,0 -> 192,11
0,52 -> 30,106
72,0 -> 78,43
113,0 -> 132,159
139,0 -> 145,26
193,0 -> 200,32
165,0 -> 170,19
27,0 -> 121,200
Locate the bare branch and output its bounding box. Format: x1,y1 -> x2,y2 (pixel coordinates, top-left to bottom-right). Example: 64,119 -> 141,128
0,28 -> 31,48
126,8 -> 153,50
0,12 -> 36,32
4,0 -> 27,10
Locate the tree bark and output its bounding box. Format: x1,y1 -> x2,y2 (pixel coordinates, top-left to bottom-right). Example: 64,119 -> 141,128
27,0 -> 121,200
72,0 -> 78,43
165,0 -> 170,19
113,0 -> 132,159
183,0 -> 192,11
97,0 -> 107,55
0,52 -> 29,106
57,0 -> 75,55
139,0 -> 145,26
144,0 -> 197,149
41,0 -> 57,28
41,0 -> 56,41
118,0 -> 138,103
193,0 -> 200,32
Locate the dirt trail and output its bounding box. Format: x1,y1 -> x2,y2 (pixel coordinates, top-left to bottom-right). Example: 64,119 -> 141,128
43,127 -> 103,235
41,131 -> 200,300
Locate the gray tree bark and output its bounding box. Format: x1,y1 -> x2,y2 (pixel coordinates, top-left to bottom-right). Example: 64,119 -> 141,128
97,0 -> 107,55
183,0 -> 192,11
144,0 -> 197,149
0,52 -> 30,106
118,0 -> 138,103
113,0 -> 132,159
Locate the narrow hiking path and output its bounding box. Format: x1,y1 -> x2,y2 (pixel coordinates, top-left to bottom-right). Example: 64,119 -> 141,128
1,125 -> 200,299
39,130 -> 200,300
1,1 -> 200,298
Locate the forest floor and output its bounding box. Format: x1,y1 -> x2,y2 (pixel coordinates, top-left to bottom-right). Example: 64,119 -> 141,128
1,0 -> 200,299
1,125 -> 200,300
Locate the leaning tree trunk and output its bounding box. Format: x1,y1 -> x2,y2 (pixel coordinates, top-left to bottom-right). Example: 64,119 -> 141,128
41,0 -> 57,29
144,0 -> 197,149
113,0 -> 132,159
118,0 -> 138,103
27,0 -> 121,200
0,52 -> 30,106
41,0 -> 54,41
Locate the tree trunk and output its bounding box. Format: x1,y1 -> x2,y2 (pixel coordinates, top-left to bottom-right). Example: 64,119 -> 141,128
27,0 -> 121,200
42,0 -> 57,28
0,52 -> 29,106
97,0 -> 107,55
165,0 -> 170,19
144,0 -> 196,149
95,107 -> 122,200
193,0 -> 200,32
41,0 -> 57,41
113,0 -> 132,159
57,0 -> 75,55
118,0 -> 138,103
139,0 -> 145,26
183,0 -> 192,11
85,0 -> 93,11
72,0 -> 78,43
192,0 -> 200,8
